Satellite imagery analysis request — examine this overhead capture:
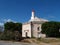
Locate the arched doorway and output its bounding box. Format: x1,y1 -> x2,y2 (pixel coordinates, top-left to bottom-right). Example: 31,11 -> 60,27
26,32 -> 28,37
26,32 -> 29,38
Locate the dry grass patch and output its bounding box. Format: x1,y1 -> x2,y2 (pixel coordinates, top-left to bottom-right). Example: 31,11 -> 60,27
37,38 -> 60,43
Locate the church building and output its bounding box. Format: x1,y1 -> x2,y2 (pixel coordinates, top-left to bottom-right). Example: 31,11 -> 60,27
22,10 -> 48,38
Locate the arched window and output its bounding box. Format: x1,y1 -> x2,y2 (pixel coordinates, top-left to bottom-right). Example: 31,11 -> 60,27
37,27 -> 40,31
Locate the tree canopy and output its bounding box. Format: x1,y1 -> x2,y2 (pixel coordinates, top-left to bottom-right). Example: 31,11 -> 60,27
0,22 -> 23,41
41,21 -> 60,37
4,22 -> 22,33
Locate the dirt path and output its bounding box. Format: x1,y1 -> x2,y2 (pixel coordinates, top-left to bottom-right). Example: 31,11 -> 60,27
0,41 -> 38,45
0,41 -> 60,45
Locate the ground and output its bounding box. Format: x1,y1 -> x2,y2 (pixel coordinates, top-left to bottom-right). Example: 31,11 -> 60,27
0,38 -> 60,45
0,41 -> 60,45
0,41 -> 37,45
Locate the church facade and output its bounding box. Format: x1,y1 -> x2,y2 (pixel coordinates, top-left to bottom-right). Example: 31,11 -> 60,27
22,10 -> 48,38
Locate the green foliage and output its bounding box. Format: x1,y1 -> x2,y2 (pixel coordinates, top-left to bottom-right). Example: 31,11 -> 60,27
0,22 -> 22,41
0,31 -> 14,40
0,31 -> 22,41
4,22 -> 22,33
41,21 -> 60,37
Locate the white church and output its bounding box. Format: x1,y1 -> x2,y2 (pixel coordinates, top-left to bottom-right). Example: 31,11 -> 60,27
22,10 -> 48,38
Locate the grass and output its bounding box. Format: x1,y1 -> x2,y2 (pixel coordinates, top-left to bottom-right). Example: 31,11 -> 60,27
19,37 -> 60,45
37,38 -> 60,43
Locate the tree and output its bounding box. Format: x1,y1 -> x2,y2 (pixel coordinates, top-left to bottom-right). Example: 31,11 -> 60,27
4,22 -> 22,33
41,21 -> 60,37
14,23 -> 22,34
3,22 -> 22,41
4,22 -> 15,32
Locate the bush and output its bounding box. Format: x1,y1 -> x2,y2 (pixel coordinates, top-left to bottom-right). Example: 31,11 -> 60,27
41,21 -> 60,37
0,31 -> 22,41
0,31 -> 14,40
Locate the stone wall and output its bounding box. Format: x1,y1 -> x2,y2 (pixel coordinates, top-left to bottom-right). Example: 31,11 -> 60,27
22,23 -> 31,37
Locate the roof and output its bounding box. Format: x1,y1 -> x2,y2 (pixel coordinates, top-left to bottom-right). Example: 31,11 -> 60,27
23,10 -> 48,24
29,16 -> 48,22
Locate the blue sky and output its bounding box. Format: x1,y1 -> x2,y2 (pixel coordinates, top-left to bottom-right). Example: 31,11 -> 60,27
0,0 -> 60,25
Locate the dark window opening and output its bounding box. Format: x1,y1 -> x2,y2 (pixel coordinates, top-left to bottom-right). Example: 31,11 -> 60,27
37,27 -> 40,31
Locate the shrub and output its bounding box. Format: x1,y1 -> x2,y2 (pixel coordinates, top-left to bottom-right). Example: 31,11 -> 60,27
41,21 -> 60,37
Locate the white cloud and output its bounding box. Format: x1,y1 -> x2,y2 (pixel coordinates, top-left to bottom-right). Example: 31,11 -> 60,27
4,19 -> 12,22
0,19 -> 17,26
4,19 -> 17,23
43,15 -> 56,19
0,23 -> 4,26
48,15 -> 55,18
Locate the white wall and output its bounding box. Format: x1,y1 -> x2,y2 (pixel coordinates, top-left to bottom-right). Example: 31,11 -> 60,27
22,23 -> 31,37
33,23 -> 42,38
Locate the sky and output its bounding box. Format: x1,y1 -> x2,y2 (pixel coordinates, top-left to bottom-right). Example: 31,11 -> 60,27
0,0 -> 60,25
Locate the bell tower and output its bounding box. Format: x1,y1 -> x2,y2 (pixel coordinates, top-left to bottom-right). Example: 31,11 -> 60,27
31,10 -> 35,20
